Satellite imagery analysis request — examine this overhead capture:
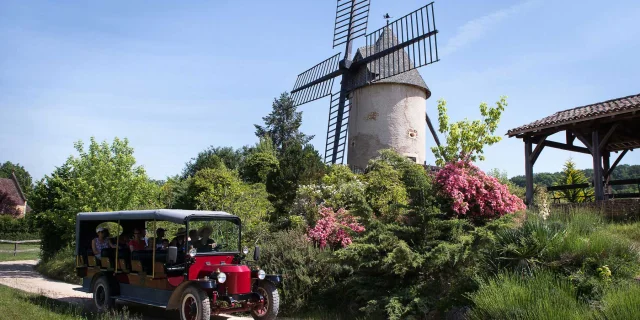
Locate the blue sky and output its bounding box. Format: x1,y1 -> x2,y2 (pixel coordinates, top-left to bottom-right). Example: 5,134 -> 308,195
1,0 -> 639,181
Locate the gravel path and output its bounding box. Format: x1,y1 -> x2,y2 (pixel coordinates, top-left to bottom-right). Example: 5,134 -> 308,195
0,260 -> 252,320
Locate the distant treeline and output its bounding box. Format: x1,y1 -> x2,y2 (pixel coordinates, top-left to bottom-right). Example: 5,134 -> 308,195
510,164 -> 640,193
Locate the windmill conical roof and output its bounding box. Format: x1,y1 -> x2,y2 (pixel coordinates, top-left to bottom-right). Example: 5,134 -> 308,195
348,27 -> 430,98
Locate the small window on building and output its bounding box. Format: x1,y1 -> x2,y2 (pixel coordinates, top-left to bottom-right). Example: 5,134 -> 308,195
407,156 -> 417,163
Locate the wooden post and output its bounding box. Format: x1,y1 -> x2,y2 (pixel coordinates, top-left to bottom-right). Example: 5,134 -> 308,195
152,220 -> 156,278
115,220 -> 120,273
524,138 -> 534,206
14,242 -> 17,257
603,152 -> 611,196
592,131 -> 604,201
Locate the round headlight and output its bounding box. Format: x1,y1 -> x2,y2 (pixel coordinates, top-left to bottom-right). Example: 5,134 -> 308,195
243,247 -> 249,255
258,269 -> 266,280
189,248 -> 197,258
217,272 -> 227,283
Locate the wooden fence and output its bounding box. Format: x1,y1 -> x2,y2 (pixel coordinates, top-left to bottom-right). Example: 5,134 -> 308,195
0,239 -> 40,256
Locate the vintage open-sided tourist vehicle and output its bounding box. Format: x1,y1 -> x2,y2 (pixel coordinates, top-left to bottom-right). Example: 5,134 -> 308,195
74,209 -> 280,320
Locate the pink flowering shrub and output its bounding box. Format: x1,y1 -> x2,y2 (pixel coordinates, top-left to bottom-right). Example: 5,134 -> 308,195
435,159 -> 526,219
307,206 -> 365,249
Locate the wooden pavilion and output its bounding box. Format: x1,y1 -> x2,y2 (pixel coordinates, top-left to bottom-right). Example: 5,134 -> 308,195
507,93 -> 640,205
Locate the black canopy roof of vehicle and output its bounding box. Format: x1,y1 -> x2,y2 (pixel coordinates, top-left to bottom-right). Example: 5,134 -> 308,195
76,209 -> 238,224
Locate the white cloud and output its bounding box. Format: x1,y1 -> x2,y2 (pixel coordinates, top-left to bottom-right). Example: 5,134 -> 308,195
440,0 -> 541,56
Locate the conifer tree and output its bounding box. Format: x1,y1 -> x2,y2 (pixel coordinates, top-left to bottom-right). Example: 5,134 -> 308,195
254,92 -> 314,154
555,158 -> 594,203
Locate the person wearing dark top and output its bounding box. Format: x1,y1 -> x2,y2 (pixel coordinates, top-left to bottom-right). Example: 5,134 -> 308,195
170,228 -> 187,249
147,228 -> 166,250
196,226 -> 217,252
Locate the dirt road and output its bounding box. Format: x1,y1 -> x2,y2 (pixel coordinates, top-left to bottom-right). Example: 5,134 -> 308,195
0,260 -> 252,320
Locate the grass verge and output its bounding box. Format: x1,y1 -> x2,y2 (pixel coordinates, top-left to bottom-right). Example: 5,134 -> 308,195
0,284 -> 141,320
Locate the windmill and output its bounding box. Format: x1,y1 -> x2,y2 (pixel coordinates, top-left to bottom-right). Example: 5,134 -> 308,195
290,0 -> 441,169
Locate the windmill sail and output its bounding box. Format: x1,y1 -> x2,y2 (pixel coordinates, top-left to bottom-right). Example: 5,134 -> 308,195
333,0 -> 371,48
352,3 -> 439,83
325,92 -> 350,164
291,53 -> 341,107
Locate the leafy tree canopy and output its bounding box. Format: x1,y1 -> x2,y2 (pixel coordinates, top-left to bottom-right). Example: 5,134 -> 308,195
192,167 -> 272,245
30,137 -> 160,259
431,96 -> 507,166
31,137 -> 160,214
182,146 -> 242,178
240,136 -> 279,184
266,142 -> 325,222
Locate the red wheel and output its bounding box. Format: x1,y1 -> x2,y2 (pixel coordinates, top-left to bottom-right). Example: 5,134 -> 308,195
252,281 -> 279,320
179,286 -> 210,320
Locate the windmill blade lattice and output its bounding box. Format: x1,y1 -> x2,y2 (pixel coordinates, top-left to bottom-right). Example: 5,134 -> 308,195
324,92 -> 350,164
356,3 -> 439,83
333,0 -> 371,48
291,53 -> 341,107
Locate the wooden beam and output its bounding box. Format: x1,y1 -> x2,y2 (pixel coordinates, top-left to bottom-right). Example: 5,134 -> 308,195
603,151 -> 611,194
524,139 -> 534,206
425,112 -> 441,148
546,183 -> 590,192
606,149 -> 629,178
530,140 -> 546,165
599,123 -> 619,151
541,140 -> 591,154
566,131 -> 576,146
572,130 -> 593,152
592,131 -> 604,201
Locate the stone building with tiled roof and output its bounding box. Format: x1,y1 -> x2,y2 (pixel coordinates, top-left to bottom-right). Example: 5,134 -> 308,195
0,172 -> 31,218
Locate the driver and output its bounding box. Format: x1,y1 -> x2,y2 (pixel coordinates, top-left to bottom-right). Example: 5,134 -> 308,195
196,226 -> 217,252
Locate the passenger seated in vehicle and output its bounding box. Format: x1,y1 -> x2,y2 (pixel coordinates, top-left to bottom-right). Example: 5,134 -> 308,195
92,227 -> 111,259
161,239 -> 169,250
196,226 -> 217,252
169,228 -> 187,249
115,234 -> 129,251
188,229 -> 199,250
128,228 -> 147,251
147,228 -> 166,250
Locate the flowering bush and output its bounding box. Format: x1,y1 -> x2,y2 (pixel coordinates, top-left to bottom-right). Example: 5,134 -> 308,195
307,206 -> 365,249
435,159 -> 526,219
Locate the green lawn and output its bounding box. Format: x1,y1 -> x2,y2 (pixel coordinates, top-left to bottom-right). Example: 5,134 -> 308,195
0,284 -> 85,319
0,284 -> 143,320
0,242 -> 40,261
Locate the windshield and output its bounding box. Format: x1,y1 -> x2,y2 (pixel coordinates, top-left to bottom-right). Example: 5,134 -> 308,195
187,218 -> 240,254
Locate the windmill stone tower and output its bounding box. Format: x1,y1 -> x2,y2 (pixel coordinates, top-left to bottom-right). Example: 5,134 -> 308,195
347,27 -> 431,170
289,1 -> 440,168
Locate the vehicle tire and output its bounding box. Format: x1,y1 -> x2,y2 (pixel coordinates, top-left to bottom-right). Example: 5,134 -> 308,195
93,276 -> 115,312
179,286 -> 211,320
251,281 -> 280,320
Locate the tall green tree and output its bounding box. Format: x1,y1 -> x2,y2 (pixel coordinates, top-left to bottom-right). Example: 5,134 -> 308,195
254,92 -> 314,153
0,161 -> 33,197
192,167 -> 272,245
240,137 -> 280,184
431,96 -> 507,166
555,158 -> 594,203
266,142 -> 325,221
31,137 -> 161,258
182,146 -> 242,178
